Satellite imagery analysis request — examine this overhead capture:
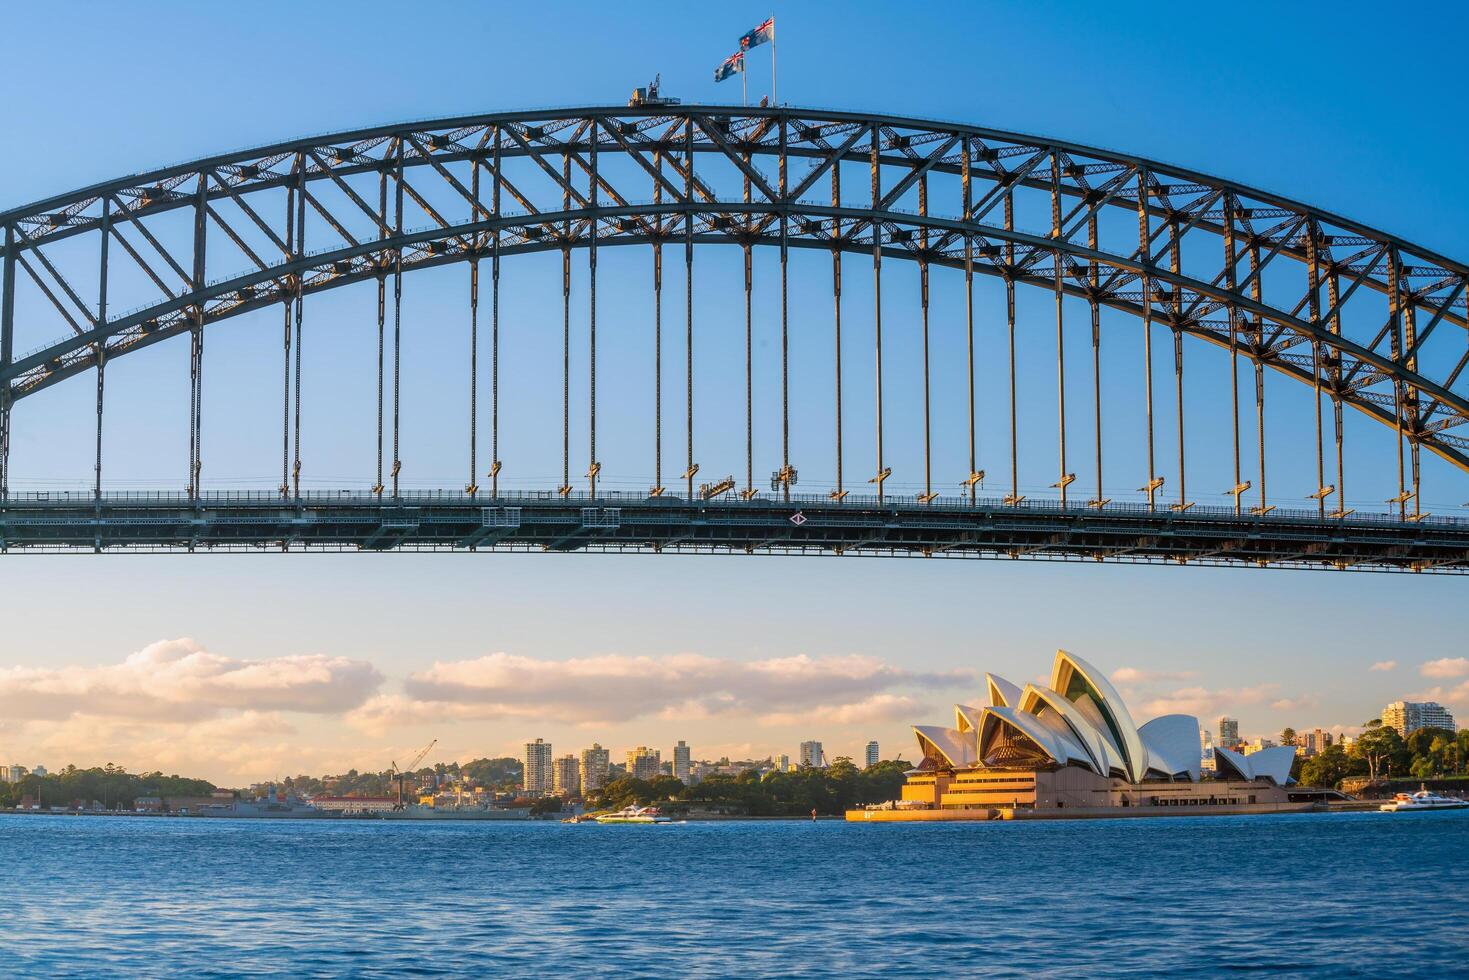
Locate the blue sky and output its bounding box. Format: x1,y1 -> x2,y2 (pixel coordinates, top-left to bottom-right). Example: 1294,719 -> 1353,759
1,1 -> 1466,783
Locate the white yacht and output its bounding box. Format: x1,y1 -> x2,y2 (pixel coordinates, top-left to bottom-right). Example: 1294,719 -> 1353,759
593,805 -> 672,824
1379,787 -> 1469,812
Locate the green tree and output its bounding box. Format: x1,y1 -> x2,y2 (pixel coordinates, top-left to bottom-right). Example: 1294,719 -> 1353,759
1352,725 -> 1405,781
1280,728 -> 1297,747
1299,745 -> 1359,788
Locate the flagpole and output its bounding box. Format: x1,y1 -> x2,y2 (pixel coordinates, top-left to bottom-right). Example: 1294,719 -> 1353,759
771,17 -> 777,105
742,60 -> 747,106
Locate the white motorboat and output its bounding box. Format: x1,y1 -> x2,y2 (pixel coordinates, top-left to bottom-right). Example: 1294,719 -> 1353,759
593,805 -> 672,824
1378,787 -> 1469,812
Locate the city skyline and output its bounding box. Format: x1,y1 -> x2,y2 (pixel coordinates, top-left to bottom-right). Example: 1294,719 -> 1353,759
1,2 -> 1466,785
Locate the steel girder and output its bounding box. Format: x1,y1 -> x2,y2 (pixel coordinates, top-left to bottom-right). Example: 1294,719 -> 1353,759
1,105 -> 1466,475
1,491 -> 1466,572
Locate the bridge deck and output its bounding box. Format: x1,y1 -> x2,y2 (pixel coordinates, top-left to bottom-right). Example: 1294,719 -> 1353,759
1,492 -> 1465,572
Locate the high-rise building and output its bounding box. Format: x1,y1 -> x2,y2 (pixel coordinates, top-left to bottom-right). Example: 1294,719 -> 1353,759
864,741 -> 880,768
1381,701 -> 1456,735
1199,728 -> 1216,773
30,764 -> 47,779
0,765 -> 26,784
772,753 -> 791,773
1218,717 -> 1240,749
523,739 -> 553,796
672,741 -> 692,783
1301,728 -> 1333,757
552,754 -> 580,797
799,741 -> 825,768
627,746 -> 661,781
579,743 -> 610,796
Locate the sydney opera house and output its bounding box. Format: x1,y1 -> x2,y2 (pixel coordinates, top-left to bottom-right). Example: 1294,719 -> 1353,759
854,650 -> 1302,820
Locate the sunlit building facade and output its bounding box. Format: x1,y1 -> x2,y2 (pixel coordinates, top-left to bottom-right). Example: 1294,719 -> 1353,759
524,739 -> 553,796
580,744 -> 610,795
552,755 -> 580,797
1381,701 -> 1456,735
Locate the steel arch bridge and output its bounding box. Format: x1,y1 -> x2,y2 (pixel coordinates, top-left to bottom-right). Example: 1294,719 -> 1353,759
2,104 -> 1468,570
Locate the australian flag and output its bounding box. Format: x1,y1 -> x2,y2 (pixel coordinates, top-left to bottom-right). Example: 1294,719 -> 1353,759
739,17 -> 775,50
714,51 -> 744,83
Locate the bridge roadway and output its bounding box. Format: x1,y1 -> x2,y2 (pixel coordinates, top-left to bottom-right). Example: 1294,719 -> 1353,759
0,491 -> 1465,571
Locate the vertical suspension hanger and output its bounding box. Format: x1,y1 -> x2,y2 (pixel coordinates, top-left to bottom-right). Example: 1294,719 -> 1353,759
1388,248 -> 1408,519
831,158 -> 846,502
917,174 -> 934,504
1249,241 -> 1271,515
1003,189 -> 1021,506
588,118 -> 599,498
1050,152 -> 1072,506
189,172 -> 207,505
467,146 -> 480,498
778,114 -> 794,503
491,125 -> 503,498
391,137 -> 404,497
291,153 -> 306,500
95,197 -> 110,541
280,174 -> 295,500
1136,167 -> 1161,509
374,165 -> 386,496
684,117 -> 697,500
651,143 -> 663,497
1167,215 -> 1189,511
742,135 -> 755,501
1088,213 -> 1107,509
962,139 -> 982,505
869,122 -> 889,501
1327,268 -> 1349,518
1306,226 -> 1330,518
560,149 -> 571,498
1223,196 -> 1249,514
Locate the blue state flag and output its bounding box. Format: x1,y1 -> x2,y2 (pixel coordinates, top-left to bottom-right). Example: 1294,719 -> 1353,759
714,51 -> 744,83
739,17 -> 774,50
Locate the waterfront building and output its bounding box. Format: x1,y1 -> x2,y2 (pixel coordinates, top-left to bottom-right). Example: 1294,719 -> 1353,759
1218,717 -> 1240,749
799,741 -> 825,768
552,755 -> 580,797
31,765 -> 47,778
0,765 -> 27,783
627,746 -> 661,781
580,744 -> 610,795
672,741 -> 691,783
865,741 -> 880,768
881,650 -> 1297,819
524,739 -> 554,796
1381,700 -> 1456,735
1199,729 -> 1216,773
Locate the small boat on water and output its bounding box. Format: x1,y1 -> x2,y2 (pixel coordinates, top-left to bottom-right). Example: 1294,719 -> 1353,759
593,805 -> 672,824
1379,787 -> 1469,812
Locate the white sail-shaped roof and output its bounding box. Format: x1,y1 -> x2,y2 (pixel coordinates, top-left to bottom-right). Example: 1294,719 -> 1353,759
977,706 -> 1091,771
955,704 -> 983,734
1018,684 -> 1127,778
1212,745 -> 1294,785
913,725 -> 977,770
1138,715 -> 1203,781
1050,650 -> 1149,782
986,673 -> 1022,709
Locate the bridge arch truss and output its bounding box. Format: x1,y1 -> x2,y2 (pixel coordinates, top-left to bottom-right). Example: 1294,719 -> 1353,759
1,105 -> 1467,568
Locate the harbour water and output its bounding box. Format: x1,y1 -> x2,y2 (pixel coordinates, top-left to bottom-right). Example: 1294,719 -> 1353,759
1,810 -> 1465,976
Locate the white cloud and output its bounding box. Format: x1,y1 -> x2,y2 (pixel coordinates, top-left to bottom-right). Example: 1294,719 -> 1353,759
1269,695 -> 1318,712
1141,683 -> 1279,718
1369,661 -> 1397,673
1420,657 -> 1469,679
1111,667 -> 1197,684
0,638 -> 382,722
758,694 -> 924,729
350,651 -> 971,730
